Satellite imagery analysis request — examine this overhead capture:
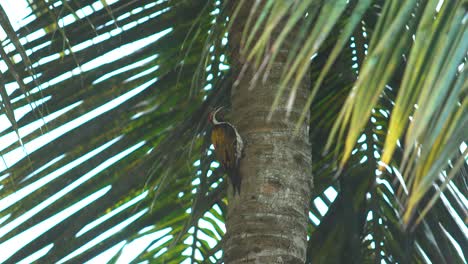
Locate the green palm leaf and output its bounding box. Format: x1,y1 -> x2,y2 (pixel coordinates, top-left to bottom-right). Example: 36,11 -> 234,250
0,0 -> 466,263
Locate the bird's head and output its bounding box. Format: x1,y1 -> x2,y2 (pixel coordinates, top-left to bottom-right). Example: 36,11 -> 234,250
208,107 -> 224,124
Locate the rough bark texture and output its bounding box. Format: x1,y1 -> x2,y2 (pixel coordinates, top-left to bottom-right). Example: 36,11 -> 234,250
224,4 -> 313,263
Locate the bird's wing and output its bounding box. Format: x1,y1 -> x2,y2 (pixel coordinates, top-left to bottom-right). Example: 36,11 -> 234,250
211,125 -> 237,169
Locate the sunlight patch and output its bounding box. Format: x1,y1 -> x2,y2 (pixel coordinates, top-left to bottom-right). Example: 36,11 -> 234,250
0,100 -> 81,156
439,223 -> 466,262
138,225 -> 155,234
147,230 -> 172,252
0,95 -> 51,135
439,193 -> 468,239
313,198 -> 328,216
125,64 -> 159,83
93,55 -> 158,84
22,155 -> 65,182
1,76 -> 153,168
116,229 -> 169,264
308,212 -> 320,226
17,243 -> 54,264
78,28 -> 172,73
154,247 -> 167,258
57,208 -> 148,264
0,213 -> 10,225
0,137 -> 121,214
76,190 -> 149,237
0,140 -> 143,249
324,187 -> 338,202
0,0 -> 31,34
0,186 -> 111,263
204,211 -> 225,234
84,241 -> 126,264
198,219 -> 221,245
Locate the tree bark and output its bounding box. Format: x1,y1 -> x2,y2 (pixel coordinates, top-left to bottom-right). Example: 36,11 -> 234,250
224,4 -> 313,263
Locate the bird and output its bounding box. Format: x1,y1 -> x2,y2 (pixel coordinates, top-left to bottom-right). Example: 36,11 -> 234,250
208,107 -> 244,194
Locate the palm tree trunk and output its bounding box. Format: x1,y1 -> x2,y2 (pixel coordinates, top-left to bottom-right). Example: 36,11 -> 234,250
224,4 -> 313,263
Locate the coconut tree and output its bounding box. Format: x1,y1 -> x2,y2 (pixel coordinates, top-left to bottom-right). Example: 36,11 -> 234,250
0,0 -> 466,263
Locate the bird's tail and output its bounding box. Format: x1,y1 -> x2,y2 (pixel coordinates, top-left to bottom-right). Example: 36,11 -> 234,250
228,167 -> 241,195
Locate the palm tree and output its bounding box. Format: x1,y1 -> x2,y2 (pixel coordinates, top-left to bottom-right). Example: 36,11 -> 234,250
0,0 -> 466,263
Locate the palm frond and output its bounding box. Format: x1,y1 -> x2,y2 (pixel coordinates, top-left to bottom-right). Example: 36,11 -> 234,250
0,0 -> 466,263
239,0 -> 466,226
0,0 -> 230,262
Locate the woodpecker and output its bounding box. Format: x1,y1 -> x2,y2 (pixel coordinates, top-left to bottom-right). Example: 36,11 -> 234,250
209,107 -> 244,194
